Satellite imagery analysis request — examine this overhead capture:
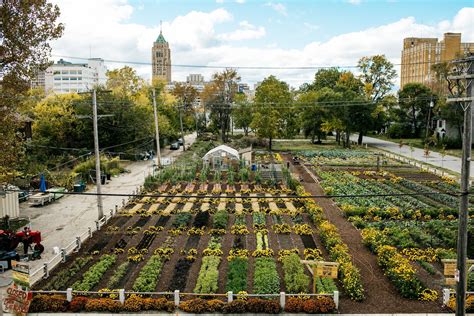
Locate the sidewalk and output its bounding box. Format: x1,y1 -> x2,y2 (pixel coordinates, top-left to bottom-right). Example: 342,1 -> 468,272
17,133 -> 197,273
351,135 -> 473,178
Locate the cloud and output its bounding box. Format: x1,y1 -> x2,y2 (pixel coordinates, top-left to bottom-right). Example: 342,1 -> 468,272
216,0 -> 224,3
265,2 -> 287,16
49,2 -> 474,88
218,21 -> 265,41
346,0 -> 362,4
236,0 -> 245,3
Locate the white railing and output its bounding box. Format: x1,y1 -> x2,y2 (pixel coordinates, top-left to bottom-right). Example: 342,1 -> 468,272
29,289 -> 339,309
442,288 -> 474,306
29,185 -> 145,286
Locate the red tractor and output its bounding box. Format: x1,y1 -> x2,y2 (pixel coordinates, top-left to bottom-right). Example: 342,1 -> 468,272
0,228 -> 44,268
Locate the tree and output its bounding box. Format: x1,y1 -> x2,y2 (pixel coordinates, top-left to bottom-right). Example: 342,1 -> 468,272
232,94 -> 252,136
202,69 -> 240,142
357,55 -> 396,144
398,83 -> 436,138
298,91 -> 326,143
1,0 -> 63,182
106,66 -> 145,98
251,75 -> 292,150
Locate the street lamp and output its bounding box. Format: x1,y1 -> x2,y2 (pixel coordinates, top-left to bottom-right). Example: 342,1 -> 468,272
425,99 -> 435,140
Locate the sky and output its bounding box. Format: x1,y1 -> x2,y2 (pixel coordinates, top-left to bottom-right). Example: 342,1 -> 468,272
49,0 -> 474,88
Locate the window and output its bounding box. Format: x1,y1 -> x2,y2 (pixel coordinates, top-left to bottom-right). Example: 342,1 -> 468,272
54,77 -> 61,80
61,70 -> 69,74
70,70 -> 77,74
62,77 -> 69,80
70,77 -> 77,80
156,51 -> 163,58
78,70 -> 82,74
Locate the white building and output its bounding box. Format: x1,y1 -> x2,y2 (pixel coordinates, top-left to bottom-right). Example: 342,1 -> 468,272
44,58 -> 107,94
186,74 -> 204,85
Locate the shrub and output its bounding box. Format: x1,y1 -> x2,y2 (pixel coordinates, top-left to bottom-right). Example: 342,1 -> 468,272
303,297 -> 336,313
282,253 -> 309,293
226,258 -> 248,293
207,299 -> 225,312
245,298 -> 280,314
172,212 -> 192,228
68,296 -> 88,312
284,297 -> 304,313
84,298 -> 122,313
148,298 -> 175,312
222,300 -> 248,313
179,298 -> 210,313
29,295 -> 69,313
253,258 -> 280,294
123,295 -> 143,312
386,123 -> 412,139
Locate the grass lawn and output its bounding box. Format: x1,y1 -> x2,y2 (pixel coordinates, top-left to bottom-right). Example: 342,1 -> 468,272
368,134 -> 463,158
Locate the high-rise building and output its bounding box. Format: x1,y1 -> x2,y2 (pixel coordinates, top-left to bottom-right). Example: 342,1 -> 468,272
400,32 -> 474,92
44,58 -> 107,94
152,27 -> 171,83
186,74 -> 204,85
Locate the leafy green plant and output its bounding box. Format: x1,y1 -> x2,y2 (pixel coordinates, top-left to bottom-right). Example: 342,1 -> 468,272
253,258 -> 280,294
193,256 -> 221,293
72,255 -> 116,291
281,253 -> 309,293
213,209 -> 228,229
132,255 -> 164,292
44,256 -> 93,290
107,262 -> 129,289
226,258 -> 248,293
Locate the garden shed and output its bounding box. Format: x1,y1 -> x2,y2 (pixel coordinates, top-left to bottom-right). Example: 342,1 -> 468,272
202,145 -> 240,170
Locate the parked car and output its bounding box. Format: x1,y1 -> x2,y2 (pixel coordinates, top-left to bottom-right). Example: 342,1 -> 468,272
177,138 -> 184,146
170,142 -> 180,150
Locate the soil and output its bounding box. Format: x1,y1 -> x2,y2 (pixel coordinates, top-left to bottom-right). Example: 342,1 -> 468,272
283,154 -> 444,313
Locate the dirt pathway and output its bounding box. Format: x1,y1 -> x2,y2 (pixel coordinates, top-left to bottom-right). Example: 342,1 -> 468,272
284,155 -> 443,313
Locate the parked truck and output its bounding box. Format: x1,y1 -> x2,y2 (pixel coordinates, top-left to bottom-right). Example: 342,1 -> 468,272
29,188 -> 66,206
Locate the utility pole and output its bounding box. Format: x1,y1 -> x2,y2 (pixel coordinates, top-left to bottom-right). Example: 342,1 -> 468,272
447,55 -> 474,316
152,89 -> 162,168
179,101 -> 185,152
92,89 -> 104,220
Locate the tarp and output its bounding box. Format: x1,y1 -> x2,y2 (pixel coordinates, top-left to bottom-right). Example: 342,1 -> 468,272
39,174 -> 47,193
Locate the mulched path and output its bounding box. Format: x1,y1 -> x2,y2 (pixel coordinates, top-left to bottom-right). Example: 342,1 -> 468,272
283,154 -> 444,314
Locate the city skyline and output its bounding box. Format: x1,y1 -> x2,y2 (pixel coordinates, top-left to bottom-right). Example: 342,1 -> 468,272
49,0 -> 473,87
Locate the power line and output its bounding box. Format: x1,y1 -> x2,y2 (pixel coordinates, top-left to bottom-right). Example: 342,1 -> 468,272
51,54 -> 447,70
6,189 -> 461,199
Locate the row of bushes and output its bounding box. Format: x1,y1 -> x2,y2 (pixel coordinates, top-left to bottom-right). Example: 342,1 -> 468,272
296,185 -> 365,301
29,295 -> 336,314
361,228 -> 436,300
281,253 -> 310,293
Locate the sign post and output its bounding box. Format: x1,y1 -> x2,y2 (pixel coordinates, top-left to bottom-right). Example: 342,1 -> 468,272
302,260 -> 339,293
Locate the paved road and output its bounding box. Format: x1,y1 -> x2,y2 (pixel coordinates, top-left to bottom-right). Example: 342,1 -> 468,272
18,132 -> 197,272
352,135 -> 472,177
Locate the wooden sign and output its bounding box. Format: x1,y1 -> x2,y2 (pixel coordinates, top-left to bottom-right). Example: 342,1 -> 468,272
11,261 -> 30,287
441,259 -> 474,285
315,262 -> 339,279
3,284 -> 32,314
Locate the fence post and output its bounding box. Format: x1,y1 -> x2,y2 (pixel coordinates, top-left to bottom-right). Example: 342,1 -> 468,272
122,199 -> 125,207
75,236 -> 81,251
88,227 -> 92,238
227,291 -> 233,303
66,288 -> 72,302
95,220 -> 100,231
442,288 -> 451,306
279,292 -> 285,309
43,263 -> 49,279
61,248 -> 66,262
119,289 -> 125,304
333,291 -> 339,309
110,209 -> 113,218
115,205 -> 118,213
174,290 -> 180,306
